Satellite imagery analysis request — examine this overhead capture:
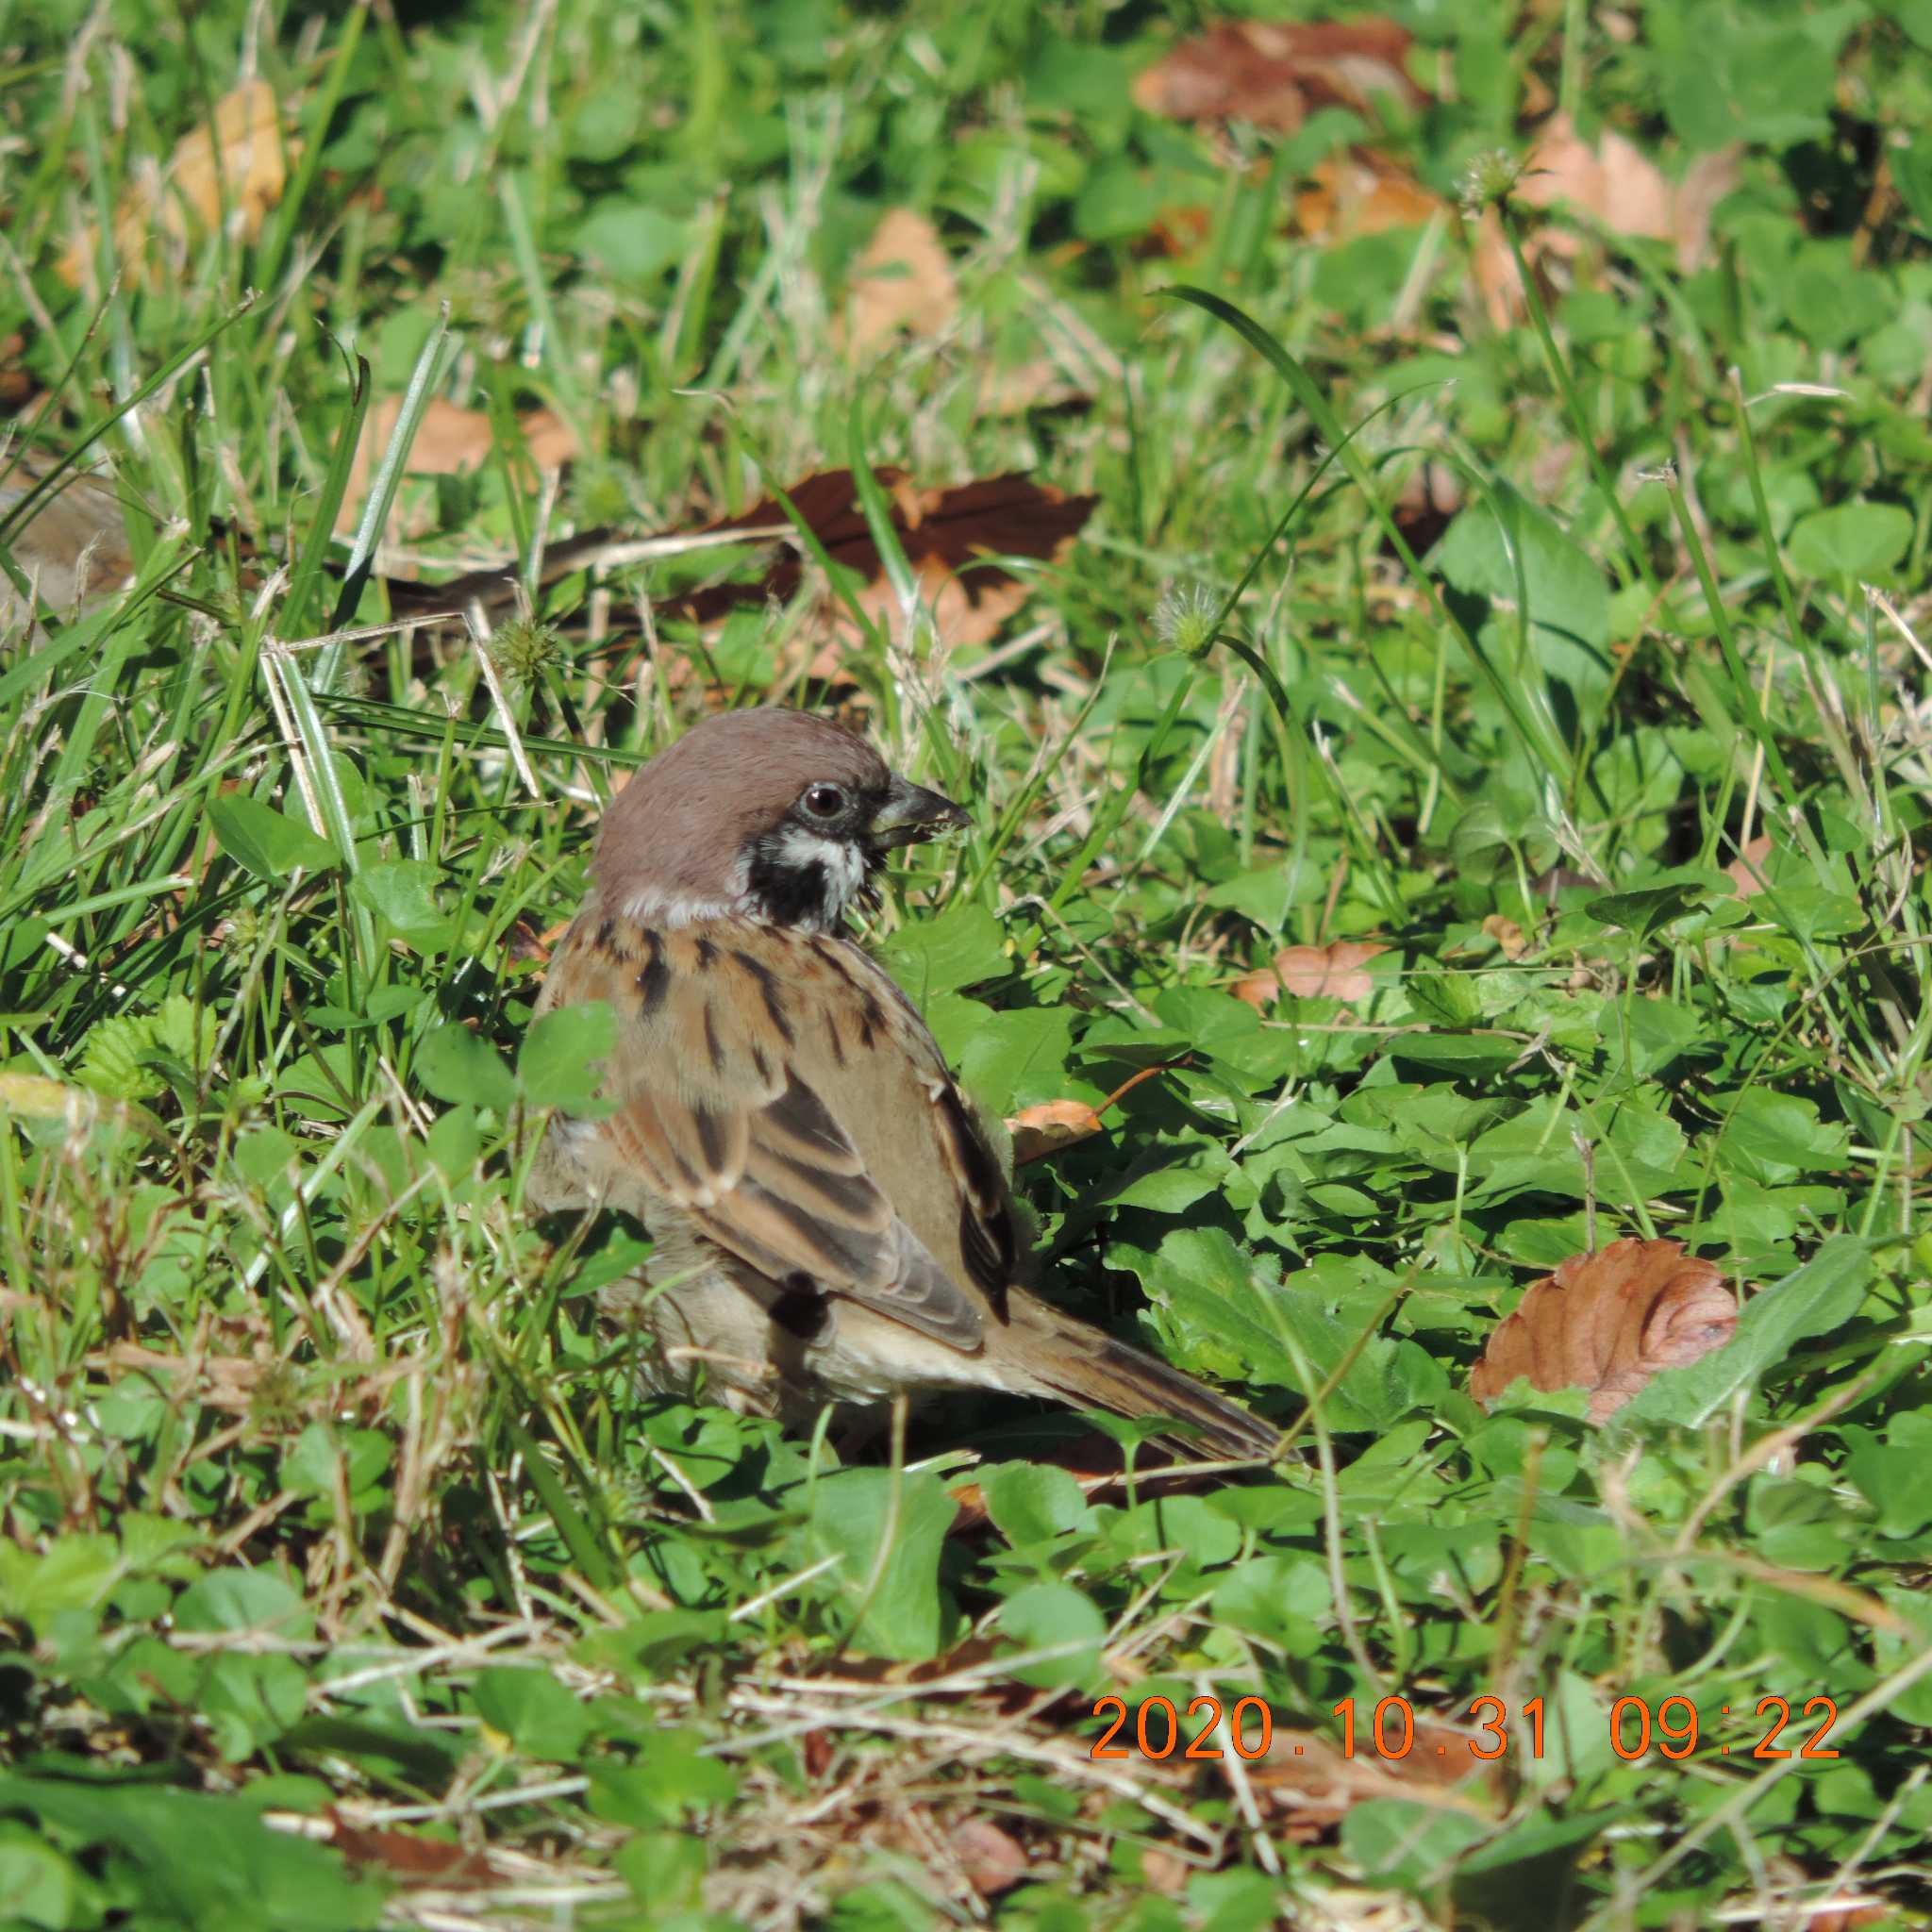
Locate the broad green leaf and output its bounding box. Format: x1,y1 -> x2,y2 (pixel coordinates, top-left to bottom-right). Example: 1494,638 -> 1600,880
1432,484 -> 1611,692
414,1023 -> 516,1114
875,902 -> 1008,1002
473,1667 -> 593,1761
207,792 -> 340,880
1787,501 -> 1914,578
801,1468 -> 958,1661
518,1000 -> 617,1113
0,1775 -> 382,1931
997,1582 -> 1105,1690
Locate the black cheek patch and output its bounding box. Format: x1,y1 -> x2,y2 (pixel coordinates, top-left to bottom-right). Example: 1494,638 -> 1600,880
744,832 -> 836,929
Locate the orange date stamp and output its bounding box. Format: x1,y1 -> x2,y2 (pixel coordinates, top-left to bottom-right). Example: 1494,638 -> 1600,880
1089,1694 -> 1844,1763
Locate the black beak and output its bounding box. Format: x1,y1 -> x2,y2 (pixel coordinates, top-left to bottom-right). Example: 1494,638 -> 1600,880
871,773 -> 972,848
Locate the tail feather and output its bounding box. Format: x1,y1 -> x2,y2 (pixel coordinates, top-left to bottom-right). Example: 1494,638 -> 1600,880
1012,1302 -> 1279,1461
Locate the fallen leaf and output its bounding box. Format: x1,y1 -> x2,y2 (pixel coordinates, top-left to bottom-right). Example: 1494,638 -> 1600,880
337,395 -> 579,537
1233,940 -> 1387,1008
0,332 -> 31,410
1295,151 -> 1444,241
672,468 -> 1096,658
323,1818 -> 496,1889
842,208 -> 958,356
1480,912 -> 1527,958
60,80 -> 297,287
1517,114 -> 1740,271
1007,1064 -> 1172,1167
1469,1239 -> 1738,1423
1248,1721 -> 1488,1840
1134,17 -> 1427,133
1139,1848 -> 1191,1893
0,459 -> 136,629
948,1816 -> 1028,1896
1724,835 -> 1774,898
1008,1099 -> 1105,1165
1474,117 -> 1740,325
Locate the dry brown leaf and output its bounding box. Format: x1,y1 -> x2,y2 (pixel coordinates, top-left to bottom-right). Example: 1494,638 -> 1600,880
336,395 -> 579,537
0,332 -> 31,410
324,1818 -> 497,1889
1480,912 -> 1527,958
92,1342 -> 278,1414
1134,17 -> 1426,133
1008,1099 -> 1106,1165
1518,113 -> 1739,271
1724,834 -> 1775,897
1007,1065 -> 1170,1167
1249,1722 -> 1488,1840
60,80 -> 297,287
1469,1239 -> 1738,1423
673,468 -> 1096,657
947,1816 -> 1028,1896
1138,1848 -> 1191,1893
0,459 -> 136,630
842,208 -> 958,356
1295,151 -> 1444,241
1233,939 -> 1387,1008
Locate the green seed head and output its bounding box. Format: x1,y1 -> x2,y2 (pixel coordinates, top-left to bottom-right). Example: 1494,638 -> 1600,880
490,616 -> 564,689
1459,147 -> 1524,216
1154,582 -> 1222,661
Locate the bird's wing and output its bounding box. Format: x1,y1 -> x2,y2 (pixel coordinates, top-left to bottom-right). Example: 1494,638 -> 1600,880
537,910 -> 1015,1350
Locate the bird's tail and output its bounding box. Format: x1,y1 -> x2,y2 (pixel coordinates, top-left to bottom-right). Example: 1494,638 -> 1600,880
1006,1296 -> 1279,1462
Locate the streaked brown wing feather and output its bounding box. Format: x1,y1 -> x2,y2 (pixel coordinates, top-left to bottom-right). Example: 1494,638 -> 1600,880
537,906 -> 999,1351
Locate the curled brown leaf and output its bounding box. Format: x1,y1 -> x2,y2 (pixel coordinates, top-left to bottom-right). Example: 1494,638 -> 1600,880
1233,939 -> 1388,1008
1469,1239 -> 1738,1423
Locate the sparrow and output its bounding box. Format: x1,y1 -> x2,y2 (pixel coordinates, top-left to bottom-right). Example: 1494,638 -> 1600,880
525,708 -> 1278,1461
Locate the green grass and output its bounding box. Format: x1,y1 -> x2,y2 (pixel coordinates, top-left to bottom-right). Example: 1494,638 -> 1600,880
3,1 -> 1932,1926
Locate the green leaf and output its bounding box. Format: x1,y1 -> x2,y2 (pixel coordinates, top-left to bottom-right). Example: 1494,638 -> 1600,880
349,858 -> 445,938
414,1023 -> 516,1114
0,1775 -> 382,1931
1660,3 -> 1843,150
473,1667 -> 593,1761
949,1005 -> 1075,1116
174,1568 -> 314,1641
802,1468 -> 958,1660
996,1582 -> 1105,1690
207,793 -> 340,880
874,902 -> 1008,1002
1787,501 -> 1914,578
1432,484 -> 1611,692
1340,1797 -> 1490,1888
1586,875 -> 1717,939
1714,1090 -> 1851,1185
518,1001 -> 617,1113
0,1832 -> 76,1929
1841,1415 -> 1932,1538
983,1463 -> 1093,1547
575,202 -> 691,283
588,1729 -> 738,1827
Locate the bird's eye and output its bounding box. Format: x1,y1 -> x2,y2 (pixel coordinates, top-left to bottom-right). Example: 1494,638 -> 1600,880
802,783 -> 847,820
